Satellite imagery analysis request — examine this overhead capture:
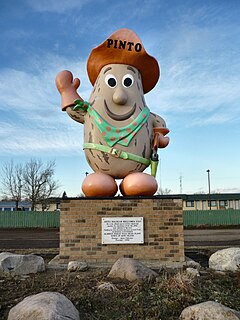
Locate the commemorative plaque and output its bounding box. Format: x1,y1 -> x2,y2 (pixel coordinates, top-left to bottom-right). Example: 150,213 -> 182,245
102,217 -> 144,244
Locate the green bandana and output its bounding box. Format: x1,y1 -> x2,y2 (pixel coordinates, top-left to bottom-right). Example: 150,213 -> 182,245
73,99 -> 150,147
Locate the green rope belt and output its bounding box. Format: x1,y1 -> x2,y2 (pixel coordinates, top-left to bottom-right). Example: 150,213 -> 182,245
84,143 -> 151,166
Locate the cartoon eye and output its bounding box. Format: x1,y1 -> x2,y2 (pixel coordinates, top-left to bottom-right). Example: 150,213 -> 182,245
105,74 -> 117,88
122,74 -> 134,88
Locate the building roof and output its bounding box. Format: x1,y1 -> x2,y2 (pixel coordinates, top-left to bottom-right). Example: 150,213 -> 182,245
0,201 -> 31,208
179,193 -> 240,201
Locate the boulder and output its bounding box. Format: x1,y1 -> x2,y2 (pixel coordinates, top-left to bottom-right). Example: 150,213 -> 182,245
185,256 -> 201,270
108,257 -> 158,282
185,267 -> 200,277
7,292 -> 80,320
47,254 -> 67,269
0,252 -> 45,275
209,247 -> 240,272
67,261 -> 88,272
180,301 -> 240,320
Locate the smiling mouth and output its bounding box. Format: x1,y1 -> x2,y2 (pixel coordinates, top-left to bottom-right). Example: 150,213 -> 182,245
104,100 -> 136,121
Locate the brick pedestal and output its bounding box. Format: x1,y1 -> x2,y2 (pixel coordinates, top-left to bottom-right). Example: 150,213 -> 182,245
59,196 -> 184,267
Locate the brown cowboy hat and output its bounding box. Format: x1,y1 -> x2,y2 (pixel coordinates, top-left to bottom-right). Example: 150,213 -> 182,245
87,28 -> 160,94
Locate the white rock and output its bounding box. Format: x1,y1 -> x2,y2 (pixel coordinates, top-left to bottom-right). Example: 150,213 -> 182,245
68,261 -> 88,272
185,256 -> 201,270
185,267 -> 200,277
7,291 -> 80,320
180,301 -> 240,320
97,282 -> 119,291
209,247 -> 240,272
108,257 -> 158,282
47,254 -> 67,270
0,252 -> 45,275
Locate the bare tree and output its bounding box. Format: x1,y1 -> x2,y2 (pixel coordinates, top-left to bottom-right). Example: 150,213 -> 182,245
23,159 -> 59,211
1,161 -> 24,210
0,159 -> 59,211
157,187 -> 172,195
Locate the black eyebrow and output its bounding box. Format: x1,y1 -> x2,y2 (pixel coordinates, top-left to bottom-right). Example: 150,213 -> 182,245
127,66 -> 136,73
104,67 -> 112,74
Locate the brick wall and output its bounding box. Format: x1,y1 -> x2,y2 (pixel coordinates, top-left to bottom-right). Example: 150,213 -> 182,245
59,197 -> 184,266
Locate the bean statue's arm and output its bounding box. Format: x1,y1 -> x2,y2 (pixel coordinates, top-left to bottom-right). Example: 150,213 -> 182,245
56,70 -> 86,124
150,112 -> 170,149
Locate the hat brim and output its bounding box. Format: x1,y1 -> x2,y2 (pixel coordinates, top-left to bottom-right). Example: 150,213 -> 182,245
87,30 -> 160,94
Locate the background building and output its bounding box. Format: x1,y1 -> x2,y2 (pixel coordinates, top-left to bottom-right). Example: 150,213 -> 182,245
181,193 -> 240,211
1,194 -> 240,211
0,201 -> 32,211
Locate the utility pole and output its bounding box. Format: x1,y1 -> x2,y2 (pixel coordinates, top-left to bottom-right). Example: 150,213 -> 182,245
179,175 -> 183,194
206,169 -> 211,210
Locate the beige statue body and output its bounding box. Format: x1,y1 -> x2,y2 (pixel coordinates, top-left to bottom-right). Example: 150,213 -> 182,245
56,29 -> 169,197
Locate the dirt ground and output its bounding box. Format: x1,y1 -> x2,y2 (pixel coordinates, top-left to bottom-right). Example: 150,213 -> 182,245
1,254 -> 240,320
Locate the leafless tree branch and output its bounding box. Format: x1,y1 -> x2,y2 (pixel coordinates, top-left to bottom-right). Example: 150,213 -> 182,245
1,159 -> 59,211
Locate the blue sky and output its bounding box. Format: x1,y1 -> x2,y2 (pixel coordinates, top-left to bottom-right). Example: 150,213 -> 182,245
0,0 -> 240,197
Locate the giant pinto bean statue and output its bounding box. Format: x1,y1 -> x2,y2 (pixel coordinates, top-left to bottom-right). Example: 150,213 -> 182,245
56,28 -> 169,197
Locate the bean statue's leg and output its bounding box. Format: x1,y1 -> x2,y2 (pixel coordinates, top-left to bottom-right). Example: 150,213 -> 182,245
82,172 -> 118,197
120,172 -> 158,196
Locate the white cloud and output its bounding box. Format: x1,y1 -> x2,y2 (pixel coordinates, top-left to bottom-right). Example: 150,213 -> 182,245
0,123 -> 16,137
0,53 -> 91,114
25,0 -> 91,13
146,55 -> 240,126
142,4 -> 240,127
0,53 -> 90,154
0,120 -> 84,155
189,112 -> 237,127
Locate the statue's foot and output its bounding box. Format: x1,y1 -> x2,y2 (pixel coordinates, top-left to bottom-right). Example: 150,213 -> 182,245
82,172 -> 118,197
120,172 -> 158,196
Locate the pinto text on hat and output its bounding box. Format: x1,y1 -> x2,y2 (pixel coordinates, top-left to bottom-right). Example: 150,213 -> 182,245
107,39 -> 142,52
